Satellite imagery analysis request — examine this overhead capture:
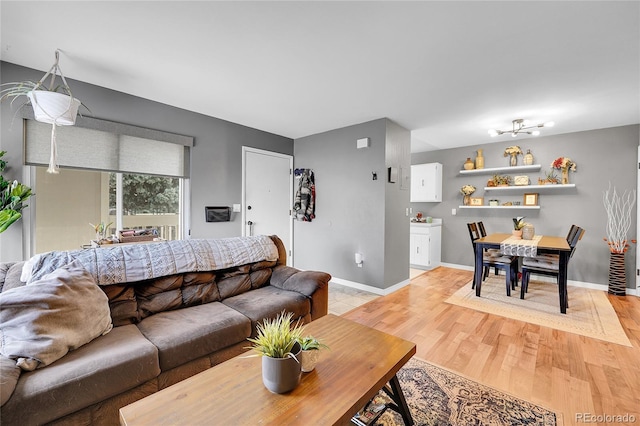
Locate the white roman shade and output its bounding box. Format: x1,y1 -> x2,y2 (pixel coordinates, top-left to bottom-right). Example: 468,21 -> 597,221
24,116 -> 192,178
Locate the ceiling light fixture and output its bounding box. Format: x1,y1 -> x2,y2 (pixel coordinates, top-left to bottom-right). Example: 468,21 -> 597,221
488,119 -> 555,138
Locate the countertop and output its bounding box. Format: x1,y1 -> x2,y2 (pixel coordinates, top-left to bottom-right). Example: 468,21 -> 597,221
410,218 -> 442,227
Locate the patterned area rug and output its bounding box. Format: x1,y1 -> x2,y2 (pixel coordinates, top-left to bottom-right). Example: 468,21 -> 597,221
444,277 -> 631,347
370,357 -> 562,426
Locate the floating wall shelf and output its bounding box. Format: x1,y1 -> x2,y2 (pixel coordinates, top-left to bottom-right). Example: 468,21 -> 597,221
484,184 -> 576,192
458,205 -> 541,210
458,165 -> 541,175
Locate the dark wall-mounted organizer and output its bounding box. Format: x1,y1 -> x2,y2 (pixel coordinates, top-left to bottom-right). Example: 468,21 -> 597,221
205,206 -> 231,222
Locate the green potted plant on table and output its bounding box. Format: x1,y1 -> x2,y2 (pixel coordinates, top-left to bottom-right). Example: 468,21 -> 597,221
0,151 -> 34,233
512,216 -> 526,238
246,311 -> 305,393
297,335 -> 329,372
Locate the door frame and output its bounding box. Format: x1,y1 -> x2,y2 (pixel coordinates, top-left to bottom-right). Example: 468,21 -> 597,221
241,146 -> 294,265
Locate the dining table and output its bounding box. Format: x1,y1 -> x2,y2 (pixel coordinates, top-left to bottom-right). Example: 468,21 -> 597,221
473,232 -> 571,314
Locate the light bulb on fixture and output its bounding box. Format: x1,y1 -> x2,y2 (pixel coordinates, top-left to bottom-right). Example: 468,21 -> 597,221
488,118 -> 555,138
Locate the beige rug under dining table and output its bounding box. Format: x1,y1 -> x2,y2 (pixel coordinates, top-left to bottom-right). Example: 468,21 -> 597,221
474,233 -> 571,313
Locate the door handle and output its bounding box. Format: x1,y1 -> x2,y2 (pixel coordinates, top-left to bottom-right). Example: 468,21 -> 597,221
247,221 -> 254,236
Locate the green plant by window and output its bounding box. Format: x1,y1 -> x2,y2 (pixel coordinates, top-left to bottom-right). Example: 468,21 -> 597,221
0,151 -> 34,233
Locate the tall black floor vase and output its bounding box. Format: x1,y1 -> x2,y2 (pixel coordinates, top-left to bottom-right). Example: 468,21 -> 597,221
608,252 -> 626,296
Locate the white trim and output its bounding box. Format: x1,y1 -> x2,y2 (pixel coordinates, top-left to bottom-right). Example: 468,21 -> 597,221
442,263 -> 639,297
329,276 -> 411,296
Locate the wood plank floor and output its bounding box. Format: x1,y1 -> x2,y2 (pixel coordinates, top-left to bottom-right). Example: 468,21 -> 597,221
340,267 -> 640,426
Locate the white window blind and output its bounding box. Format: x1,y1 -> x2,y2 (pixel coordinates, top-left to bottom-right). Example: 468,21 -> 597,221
24,116 -> 192,178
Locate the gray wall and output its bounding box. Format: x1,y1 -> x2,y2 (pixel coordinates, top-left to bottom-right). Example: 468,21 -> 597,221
0,61 -> 293,262
293,118 -> 410,289
411,124 -> 639,288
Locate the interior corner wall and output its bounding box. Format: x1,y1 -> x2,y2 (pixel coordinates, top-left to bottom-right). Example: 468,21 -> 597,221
0,61 -> 293,262
384,120 -> 411,287
411,124 -> 639,288
293,119 -> 388,289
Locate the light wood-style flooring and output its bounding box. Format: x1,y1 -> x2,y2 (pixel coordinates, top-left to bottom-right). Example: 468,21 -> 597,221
339,267 -> 640,426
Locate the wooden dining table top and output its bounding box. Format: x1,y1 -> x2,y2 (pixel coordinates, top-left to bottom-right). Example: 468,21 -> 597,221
475,232 -> 570,251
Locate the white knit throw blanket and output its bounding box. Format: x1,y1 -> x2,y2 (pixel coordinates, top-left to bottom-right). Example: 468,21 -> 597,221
22,235 -> 279,286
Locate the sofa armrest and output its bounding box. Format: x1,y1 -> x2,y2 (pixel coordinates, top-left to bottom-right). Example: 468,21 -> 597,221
270,266 -> 330,321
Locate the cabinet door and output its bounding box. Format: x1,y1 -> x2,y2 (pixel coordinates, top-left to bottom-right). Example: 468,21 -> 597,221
410,233 -> 430,266
410,163 -> 442,202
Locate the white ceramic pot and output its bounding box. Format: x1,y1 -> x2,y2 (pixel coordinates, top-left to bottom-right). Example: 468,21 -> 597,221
28,91 -> 81,126
300,349 -> 321,372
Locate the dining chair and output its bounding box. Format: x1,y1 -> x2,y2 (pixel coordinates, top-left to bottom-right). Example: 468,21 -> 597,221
467,222 -> 519,295
520,226 -> 585,304
477,221 -> 501,279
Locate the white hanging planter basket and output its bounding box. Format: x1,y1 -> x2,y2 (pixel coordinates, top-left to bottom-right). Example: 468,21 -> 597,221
27,90 -> 81,126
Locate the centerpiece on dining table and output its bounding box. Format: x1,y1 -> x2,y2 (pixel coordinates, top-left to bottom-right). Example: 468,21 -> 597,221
512,216 -> 526,239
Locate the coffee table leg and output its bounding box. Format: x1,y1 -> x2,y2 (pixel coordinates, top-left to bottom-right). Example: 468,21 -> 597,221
388,374 -> 414,426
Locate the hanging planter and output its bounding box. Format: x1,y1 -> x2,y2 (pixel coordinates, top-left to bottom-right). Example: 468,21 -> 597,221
27,90 -> 81,126
0,50 -> 88,174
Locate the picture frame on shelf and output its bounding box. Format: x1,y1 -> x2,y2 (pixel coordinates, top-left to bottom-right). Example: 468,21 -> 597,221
523,193 -> 539,206
470,197 -> 484,206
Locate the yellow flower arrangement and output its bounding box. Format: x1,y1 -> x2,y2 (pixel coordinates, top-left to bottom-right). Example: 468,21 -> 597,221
460,184 -> 476,196
503,145 -> 523,157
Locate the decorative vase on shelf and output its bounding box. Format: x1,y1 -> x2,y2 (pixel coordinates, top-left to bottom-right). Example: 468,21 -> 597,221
523,149 -> 534,166
561,168 -> 569,184
464,158 -> 475,170
509,153 -> 518,167
463,195 -> 471,206
475,149 -> 484,169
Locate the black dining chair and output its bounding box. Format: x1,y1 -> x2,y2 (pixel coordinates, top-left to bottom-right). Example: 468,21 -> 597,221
467,222 -> 519,296
520,226 -> 585,305
477,221 -> 502,279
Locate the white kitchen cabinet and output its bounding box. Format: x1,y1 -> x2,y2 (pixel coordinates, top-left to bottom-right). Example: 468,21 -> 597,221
411,163 -> 442,202
409,222 -> 441,269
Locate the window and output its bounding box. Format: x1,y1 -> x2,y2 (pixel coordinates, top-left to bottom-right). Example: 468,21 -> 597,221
25,116 -> 192,254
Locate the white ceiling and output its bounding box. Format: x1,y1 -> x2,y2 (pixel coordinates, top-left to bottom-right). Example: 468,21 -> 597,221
1,1 -> 638,152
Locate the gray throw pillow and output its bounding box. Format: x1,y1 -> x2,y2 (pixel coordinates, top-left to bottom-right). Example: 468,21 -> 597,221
0,260 -> 113,371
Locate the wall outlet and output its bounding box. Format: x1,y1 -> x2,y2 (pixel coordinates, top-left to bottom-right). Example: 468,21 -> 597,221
452,208 -> 457,215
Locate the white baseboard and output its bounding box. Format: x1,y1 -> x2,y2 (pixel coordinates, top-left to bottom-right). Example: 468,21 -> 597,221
442,263 -> 639,297
329,277 -> 411,296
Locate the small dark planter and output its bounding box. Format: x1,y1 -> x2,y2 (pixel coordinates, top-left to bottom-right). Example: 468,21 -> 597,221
261,342 -> 302,393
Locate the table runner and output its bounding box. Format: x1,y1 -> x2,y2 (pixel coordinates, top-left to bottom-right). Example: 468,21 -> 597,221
500,235 -> 542,257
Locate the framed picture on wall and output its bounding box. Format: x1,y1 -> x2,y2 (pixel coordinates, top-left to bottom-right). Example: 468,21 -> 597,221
523,193 -> 539,206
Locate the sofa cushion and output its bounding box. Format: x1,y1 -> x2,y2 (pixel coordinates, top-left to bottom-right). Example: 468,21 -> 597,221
0,356 -> 20,406
182,271 -> 220,306
0,261 -> 113,371
0,261 -> 25,293
101,284 -> 139,326
270,266 -> 332,298
136,302 -> 251,371
135,274 -> 184,319
217,274 -> 252,300
0,324 -> 160,426
222,285 -> 310,333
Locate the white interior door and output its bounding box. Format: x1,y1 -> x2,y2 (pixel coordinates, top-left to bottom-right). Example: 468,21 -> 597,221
242,147 -> 293,265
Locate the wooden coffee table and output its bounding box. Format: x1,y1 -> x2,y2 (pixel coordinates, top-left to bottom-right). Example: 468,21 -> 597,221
119,314 -> 416,425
